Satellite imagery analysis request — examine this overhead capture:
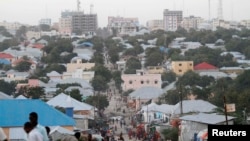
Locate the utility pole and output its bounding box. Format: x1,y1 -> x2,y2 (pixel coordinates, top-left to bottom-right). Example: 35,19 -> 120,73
223,96 -> 228,125
180,84 -> 183,115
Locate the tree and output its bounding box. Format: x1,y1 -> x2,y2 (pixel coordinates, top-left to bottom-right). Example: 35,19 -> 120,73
14,61 -> 32,72
112,71 -> 123,90
26,87 -> 45,99
161,127 -> 178,141
0,80 -> 17,95
68,89 -> 82,102
91,75 -> 109,92
126,57 -> 141,70
93,65 -> 112,82
39,24 -> 51,31
85,95 -> 109,110
144,50 -> 164,67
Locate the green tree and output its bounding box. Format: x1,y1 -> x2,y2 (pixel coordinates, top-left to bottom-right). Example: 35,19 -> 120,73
93,65 -> 112,82
14,61 -> 32,72
85,95 -> 109,110
112,71 -> 123,90
26,87 -> 45,99
91,75 -> 109,92
0,80 -> 17,95
68,89 -> 82,102
162,127 -> 178,141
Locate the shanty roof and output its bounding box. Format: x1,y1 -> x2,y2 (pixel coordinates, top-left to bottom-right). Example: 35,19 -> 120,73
0,99 -> 76,127
46,93 -> 94,111
180,113 -> 236,124
129,86 -> 164,99
173,100 -> 217,115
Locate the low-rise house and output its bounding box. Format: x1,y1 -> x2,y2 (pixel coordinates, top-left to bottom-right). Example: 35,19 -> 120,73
0,91 -> 13,99
47,71 -> 62,81
47,93 -> 95,116
0,52 -> 15,63
5,69 -> 30,81
220,67 -> 244,75
171,61 -> 194,76
179,113 -> 236,141
11,58 -> 37,70
129,86 -> 164,108
0,99 -> 76,140
172,99 -> 217,117
194,62 -> 218,72
47,93 -> 95,130
121,70 -> 162,91
66,58 -> 95,72
63,68 -> 95,83
146,66 -> 165,74
139,102 -> 174,124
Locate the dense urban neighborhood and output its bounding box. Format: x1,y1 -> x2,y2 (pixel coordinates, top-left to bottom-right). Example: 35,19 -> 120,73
1,0 -> 250,141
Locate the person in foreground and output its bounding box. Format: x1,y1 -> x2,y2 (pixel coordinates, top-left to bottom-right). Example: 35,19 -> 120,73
29,112 -> 49,141
23,122 -> 43,141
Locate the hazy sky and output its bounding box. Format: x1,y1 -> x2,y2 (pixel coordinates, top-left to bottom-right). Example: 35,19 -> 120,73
0,0 -> 249,27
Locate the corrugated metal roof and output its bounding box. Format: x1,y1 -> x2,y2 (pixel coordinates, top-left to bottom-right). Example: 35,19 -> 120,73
0,91 -> 13,99
9,127 -> 26,140
0,99 -> 76,127
180,113 -> 236,124
173,100 -> 217,114
46,93 -> 94,111
129,86 -> 164,99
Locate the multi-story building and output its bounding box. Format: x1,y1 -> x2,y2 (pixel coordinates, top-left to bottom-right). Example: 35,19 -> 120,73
181,16 -> 204,31
58,11 -> 98,35
59,11 -> 77,35
146,20 -> 164,31
107,16 -> 139,36
0,21 -> 23,30
163,9 -> 183,31
171,61 -> 194,76
66,58 -> 95,73
71,12 -> 97,35
26,31 -> 41,40
240,20 -> 250,29
39,18 -> 52,26
121,70 -> 162,91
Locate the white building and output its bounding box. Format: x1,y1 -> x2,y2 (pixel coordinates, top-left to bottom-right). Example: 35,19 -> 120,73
107,16 -> 139,36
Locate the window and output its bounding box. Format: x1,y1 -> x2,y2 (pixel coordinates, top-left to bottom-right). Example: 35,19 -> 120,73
155,80 -> 158,84
146,80 -> 150,84
141,80 -> 144,84
179,63 -> 182,66
179,70 -> 182,72
190,63 -> 193,66
129,80 -> 133,84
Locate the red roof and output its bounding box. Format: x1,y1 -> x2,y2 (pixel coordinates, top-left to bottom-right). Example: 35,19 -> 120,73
194,62 -> 217,70
0,53 -> 14,59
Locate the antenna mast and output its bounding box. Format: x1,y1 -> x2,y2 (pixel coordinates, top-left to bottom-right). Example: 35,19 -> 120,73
90,4 -> 93,14
218,0 -> 223,20
77,0 -> 81,12
208,0 -> 211,20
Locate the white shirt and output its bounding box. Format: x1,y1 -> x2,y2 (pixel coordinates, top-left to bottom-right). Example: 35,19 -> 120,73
27,128 -> 43,141
0,127 -> 7,141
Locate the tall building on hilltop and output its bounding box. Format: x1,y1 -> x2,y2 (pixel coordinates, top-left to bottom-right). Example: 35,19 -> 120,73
163,9 -> 183,31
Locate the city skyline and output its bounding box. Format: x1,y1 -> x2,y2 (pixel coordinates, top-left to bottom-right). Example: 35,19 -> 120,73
0,0 -> 250,27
